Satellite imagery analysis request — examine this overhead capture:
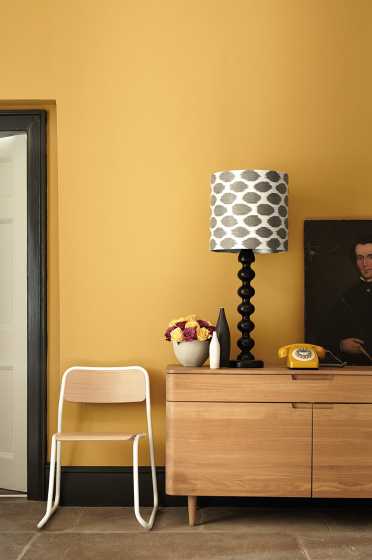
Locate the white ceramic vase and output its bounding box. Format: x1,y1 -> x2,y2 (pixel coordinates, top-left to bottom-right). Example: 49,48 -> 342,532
173,340 -> 210,367
209,331 -> 220,368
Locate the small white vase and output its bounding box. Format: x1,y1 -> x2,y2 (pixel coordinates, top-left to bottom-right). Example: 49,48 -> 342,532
209,331 -> 220,369
173,340 -> 210,367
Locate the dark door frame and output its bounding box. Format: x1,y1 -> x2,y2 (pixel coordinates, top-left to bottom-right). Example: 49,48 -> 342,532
0,110 -> 47,500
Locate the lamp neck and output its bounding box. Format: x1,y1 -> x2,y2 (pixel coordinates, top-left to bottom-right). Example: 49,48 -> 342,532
238,248 -> 255,265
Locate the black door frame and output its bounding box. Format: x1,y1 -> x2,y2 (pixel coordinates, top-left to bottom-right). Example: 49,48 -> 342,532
0,110 -> 47,500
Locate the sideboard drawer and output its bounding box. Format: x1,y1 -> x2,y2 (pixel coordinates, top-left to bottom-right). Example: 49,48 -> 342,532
166,373 -> 372,403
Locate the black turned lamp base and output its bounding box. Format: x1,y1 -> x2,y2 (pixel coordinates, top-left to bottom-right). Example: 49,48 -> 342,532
230,249 -> 264,370
230,359 -> 264,368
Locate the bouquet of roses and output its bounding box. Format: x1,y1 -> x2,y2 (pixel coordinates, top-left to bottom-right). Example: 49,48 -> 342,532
165,314 -> 215,343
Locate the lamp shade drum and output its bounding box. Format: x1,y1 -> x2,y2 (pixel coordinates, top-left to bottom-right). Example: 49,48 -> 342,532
210,170 -> 288,254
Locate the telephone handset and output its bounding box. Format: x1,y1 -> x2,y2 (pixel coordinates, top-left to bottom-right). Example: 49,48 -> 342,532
278,343 -> 326,369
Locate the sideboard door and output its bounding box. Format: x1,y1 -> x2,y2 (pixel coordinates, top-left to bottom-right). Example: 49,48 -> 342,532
166,401 -> 312,497
313,403 -> 372,497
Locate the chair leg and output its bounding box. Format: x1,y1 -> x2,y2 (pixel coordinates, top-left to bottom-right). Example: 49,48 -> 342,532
37,436 -> 61,528
132,434 -> 158,530
54,440 -> 62,507
148,426 -> 158,515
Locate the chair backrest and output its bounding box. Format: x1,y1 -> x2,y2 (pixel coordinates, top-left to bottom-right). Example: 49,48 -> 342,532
62,367 -> 147,404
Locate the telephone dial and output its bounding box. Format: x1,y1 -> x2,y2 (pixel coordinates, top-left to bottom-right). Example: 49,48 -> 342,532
278,343 -> 326,369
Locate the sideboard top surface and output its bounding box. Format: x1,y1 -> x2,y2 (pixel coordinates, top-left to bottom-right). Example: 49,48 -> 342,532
166,364 -> 372,376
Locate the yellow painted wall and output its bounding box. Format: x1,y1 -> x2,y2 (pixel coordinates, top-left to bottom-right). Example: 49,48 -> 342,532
1,0 -> 371,466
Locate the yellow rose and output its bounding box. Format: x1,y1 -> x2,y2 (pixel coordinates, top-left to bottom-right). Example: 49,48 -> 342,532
185,321 -> 199,330
197,327 -> 210,341
168,317 -> 186,328
186,314 -> 198,322
170,327 -> 184,342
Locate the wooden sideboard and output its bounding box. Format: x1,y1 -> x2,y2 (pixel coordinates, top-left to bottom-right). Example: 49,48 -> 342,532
166,364 -> 372,525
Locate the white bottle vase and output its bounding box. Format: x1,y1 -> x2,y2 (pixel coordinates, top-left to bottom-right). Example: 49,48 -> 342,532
209,331 -> 220,369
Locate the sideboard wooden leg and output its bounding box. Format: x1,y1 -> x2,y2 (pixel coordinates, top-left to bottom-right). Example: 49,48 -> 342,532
188,495 -> 197,526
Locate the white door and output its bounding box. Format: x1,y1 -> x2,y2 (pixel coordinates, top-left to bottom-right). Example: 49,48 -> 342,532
0,133 -> 27,492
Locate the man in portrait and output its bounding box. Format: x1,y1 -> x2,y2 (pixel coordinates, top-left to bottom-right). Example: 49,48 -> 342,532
318,234 -> 372,365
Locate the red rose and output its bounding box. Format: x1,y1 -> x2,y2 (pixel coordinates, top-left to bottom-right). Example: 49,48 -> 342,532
175,321 -> 187,330
197,320 -> 209,328
183,327 -> 197,341
164,326 -> 176,341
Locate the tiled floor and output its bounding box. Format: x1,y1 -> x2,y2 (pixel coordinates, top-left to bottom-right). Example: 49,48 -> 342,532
2,498 -> 372,559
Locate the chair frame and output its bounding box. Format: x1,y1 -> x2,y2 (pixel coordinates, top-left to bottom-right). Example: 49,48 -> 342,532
37,366 -> 158,530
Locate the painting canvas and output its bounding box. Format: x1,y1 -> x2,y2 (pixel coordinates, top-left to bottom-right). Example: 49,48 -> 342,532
304,220 -> 372,365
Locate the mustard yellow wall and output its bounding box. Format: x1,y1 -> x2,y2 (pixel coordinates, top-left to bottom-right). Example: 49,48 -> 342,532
1,0 -> 371,466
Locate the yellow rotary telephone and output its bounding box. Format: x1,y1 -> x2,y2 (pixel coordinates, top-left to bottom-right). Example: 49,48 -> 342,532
278,343 -> 326,369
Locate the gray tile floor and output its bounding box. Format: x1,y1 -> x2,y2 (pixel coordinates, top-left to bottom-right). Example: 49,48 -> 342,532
2,498 -> 372,559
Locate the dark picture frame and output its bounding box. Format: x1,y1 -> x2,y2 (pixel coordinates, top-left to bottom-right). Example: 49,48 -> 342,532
304,220 -> 372,365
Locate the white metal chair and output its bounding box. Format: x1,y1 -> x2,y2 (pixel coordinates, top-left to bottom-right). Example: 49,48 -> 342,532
37,366 -> 158,530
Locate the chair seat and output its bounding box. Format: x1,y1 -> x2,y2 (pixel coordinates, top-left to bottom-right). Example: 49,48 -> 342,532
55,431 -> 145,442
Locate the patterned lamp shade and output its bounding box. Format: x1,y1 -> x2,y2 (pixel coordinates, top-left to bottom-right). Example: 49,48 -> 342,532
210,170 -> 289,254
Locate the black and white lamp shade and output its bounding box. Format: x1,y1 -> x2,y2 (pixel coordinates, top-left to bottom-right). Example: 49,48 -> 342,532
210,170 -> 289,254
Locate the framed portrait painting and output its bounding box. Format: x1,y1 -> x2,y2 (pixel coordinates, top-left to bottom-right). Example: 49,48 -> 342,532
304,220 -> 372,365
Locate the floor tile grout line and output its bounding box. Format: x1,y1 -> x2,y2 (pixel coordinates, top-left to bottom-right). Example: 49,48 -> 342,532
16,533 -> 39,560
199,507 -> 205,531
2,528 -> 368,532
295,534 -> 312,560
3,528 -> 371,535
70,506 -> 85,529
317,509 -> 332,534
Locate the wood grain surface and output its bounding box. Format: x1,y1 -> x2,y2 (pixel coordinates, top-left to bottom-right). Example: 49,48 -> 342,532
167,372 -> 372,403
166,401 -> 312,497
313,403 -> 372,497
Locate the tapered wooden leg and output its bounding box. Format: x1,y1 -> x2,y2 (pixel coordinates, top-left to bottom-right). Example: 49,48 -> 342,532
188,495 -> 197,526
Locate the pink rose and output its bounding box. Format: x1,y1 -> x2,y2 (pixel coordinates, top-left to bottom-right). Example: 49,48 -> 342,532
197,320 -> 209,328
183,327 -> 197,341
207,326 -> 215,336
164,326 -> 176,341
175,321 -> 187,330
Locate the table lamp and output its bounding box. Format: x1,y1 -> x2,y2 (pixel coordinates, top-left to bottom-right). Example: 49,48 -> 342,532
210,169 -> 288,368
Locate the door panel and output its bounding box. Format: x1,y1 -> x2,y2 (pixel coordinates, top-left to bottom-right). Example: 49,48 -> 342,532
0,219 -> 13,326
0,134 -> 27,491
166,402 -> 312,497
313,404 -> 372,497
